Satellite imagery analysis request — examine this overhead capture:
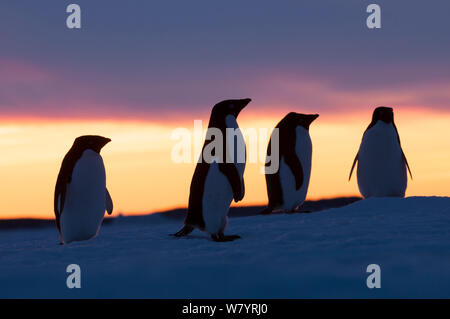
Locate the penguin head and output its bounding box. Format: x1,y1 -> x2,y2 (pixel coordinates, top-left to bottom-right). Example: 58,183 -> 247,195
211,98 -> 251,119
372,106 -> 394,124
72,135 -> 111,154
285,112 -> 319,130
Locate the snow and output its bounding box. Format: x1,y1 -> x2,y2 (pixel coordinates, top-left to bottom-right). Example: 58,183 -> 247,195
1,196 -> 449,298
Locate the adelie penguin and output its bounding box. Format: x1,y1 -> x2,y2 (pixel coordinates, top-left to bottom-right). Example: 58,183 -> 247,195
54,135 -> 113,244
349,107 -> 412,198
261,113 -> 319,214
173,98 -> 251,242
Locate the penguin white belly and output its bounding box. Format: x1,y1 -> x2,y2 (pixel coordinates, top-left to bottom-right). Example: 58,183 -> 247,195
357,122 -> 407,198
202,115 -> 246,235
60,150 -> 107,243
202,163 -> 233,235
279,127 -> 312,211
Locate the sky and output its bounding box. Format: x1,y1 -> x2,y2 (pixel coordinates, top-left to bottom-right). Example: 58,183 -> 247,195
0,1 -> 449,219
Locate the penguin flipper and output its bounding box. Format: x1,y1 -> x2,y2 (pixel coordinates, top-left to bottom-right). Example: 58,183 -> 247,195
106,188 -> 113,215
172,225 -> 194,237
393,123 -> 413,179
54,183 -> 66,232
402,150 -> 413,180
219,163 -> 244,202
265,158 -> 284,210
349,153 -> 358,181
283,151 -> 304,190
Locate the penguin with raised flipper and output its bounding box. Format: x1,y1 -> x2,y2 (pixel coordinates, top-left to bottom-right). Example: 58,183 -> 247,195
54,135 -> 113,244
173,98 -> 251,242
349,106 -> 412,198
261,113 -> 319,214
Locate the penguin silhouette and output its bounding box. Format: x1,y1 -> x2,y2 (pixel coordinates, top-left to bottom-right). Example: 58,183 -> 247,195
262,113 -> 319,214
349,107 -> 412,198
173,98 -> 251,242
54,135 -> 113,244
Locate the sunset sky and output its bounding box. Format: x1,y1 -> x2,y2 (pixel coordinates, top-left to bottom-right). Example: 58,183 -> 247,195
1,1 -> 449,219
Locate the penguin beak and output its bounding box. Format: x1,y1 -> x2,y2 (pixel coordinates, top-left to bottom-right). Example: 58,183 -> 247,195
302,114 -> 319,129
307,114 -> 319,124
234,98 -> 251,116
103,138 -> 112,146
241,98 -> 252,106
99,137 -> 111,150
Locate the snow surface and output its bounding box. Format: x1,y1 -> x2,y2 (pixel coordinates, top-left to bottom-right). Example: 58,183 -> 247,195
1,196 -> 449,298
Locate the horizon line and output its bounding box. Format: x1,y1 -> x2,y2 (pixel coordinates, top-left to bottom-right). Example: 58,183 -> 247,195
0,195 -> 364,221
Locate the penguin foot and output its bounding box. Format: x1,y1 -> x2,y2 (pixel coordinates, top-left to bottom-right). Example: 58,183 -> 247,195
211,233 -> 241,242
171,225 -> 194,237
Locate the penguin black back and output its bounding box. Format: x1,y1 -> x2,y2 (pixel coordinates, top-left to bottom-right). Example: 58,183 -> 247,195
54,135 -> 111,231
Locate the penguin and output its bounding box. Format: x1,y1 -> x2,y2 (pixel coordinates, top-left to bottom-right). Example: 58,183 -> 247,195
173,98 -> 251,242
261,113 -> 319,214
54,135 -> 113,244
349,106 -> 412,198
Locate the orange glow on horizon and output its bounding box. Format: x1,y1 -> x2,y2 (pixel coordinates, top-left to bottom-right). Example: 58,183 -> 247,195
0,107 -> 449,219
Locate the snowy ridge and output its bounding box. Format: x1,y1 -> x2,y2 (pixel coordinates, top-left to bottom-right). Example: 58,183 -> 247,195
0,196 -> 449,298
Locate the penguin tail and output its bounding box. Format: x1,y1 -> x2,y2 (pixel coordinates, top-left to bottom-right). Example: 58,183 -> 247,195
171,225 -> 194,237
